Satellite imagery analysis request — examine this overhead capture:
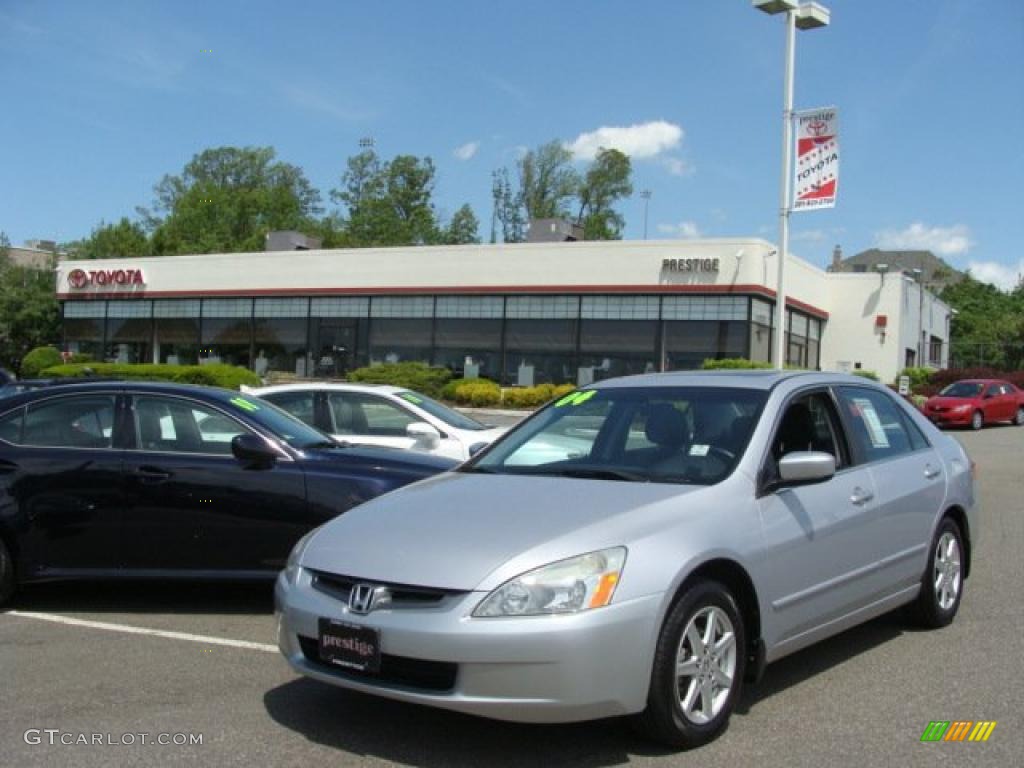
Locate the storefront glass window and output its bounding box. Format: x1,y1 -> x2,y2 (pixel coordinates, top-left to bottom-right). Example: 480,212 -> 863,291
368,319 -> 432,364
63,301 -> 106,359
578,320 -> 658,384
433,319 -> 502,379
200,299 -> 252,368
664,320 -> 747,370
253,299 -> 309,377
153,300 -> 199,365
504,319 -> 578,386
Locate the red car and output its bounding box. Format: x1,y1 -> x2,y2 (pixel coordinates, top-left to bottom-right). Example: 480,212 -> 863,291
924,379 -> 1024,429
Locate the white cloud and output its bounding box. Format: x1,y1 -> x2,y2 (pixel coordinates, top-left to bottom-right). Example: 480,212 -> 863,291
657,221 -> 702,239
874,222 -> 973,257
966,259 -> 1024,291
453,141 -> 480,161
660,156 -> 694,177
567,120 -> 683,161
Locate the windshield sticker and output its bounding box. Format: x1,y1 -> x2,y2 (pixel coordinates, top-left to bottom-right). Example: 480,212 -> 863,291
398,392 -> 424,405
852,397 -> 889,448
689,444 -> 710,457
229,396 -> 260,413
554,390 -> 597,407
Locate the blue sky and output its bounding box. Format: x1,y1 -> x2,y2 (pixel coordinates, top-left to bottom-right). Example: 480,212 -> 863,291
2,0 -> 1022,287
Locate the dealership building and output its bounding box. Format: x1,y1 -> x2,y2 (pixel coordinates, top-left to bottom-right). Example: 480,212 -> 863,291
54,238 -> 951,385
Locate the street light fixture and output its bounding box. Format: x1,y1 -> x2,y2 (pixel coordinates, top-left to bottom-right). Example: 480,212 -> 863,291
753,0 -> 830,369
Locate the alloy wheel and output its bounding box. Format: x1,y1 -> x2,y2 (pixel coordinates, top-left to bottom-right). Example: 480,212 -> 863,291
933,531 -> 962,611
675,606 -> 737,724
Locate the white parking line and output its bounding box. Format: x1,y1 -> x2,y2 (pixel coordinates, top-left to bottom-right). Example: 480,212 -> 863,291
4,610 -> 278,653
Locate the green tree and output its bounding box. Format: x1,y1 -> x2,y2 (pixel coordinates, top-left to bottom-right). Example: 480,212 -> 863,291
491,141 -> 634,242
575,148 -> 633,240
491,167 -> 526,243
0,233 -> 61,371
941,274 -> 1024,369
144,146 -> 322,254
518,141 -> 579,221
330,150 -> 470,247
64,218 -> 151,259
442,204 -> 480,245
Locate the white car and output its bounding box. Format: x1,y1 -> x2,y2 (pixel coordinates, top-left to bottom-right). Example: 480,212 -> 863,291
247,383 -> 507,461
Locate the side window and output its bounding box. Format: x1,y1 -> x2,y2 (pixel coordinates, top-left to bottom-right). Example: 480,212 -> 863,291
327,393 -> 418,437
22,396 -> 116,449
133,396 -> 248,455
0,407 -> 25,444
771,392 -> 845,466
837,387 -> 917,462
263,391 -> 318,428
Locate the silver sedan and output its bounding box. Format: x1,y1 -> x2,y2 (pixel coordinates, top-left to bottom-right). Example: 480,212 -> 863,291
275,371 -> 976,749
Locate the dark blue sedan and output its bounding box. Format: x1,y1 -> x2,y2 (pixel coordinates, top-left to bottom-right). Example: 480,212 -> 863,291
0,382 -> 455,604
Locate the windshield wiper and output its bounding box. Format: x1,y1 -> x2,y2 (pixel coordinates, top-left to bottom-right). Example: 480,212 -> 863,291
460,464 -> 497,474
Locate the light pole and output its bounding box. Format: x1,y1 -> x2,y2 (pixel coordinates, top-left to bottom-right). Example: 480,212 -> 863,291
753,1 -> 830,369
640,189 -> 652,240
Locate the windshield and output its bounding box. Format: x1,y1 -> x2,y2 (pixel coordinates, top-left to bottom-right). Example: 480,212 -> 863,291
939,382 -> 983,398
394,390 -> 489,431
468,386 -> 766,485
222,394 -> 334,450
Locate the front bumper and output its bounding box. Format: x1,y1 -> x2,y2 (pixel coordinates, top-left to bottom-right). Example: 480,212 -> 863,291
925,409 -> 972,427
275,570 -> 660,723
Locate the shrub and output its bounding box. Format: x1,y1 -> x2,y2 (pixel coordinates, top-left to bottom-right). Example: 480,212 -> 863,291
348,362 -> 452,398
503,383 -> 576,409
701,358 -> 773,370
440,378 -> 501,407
898,366 -> 934,390
39,362 -> 260,389
21,346 -> 63,377
851,369 -> 880,381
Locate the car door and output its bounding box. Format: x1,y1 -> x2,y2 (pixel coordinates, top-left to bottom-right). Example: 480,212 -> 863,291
835,386 -> 943,599
980,384 -> 1004,422
0,392 -> 124,575
121,393 -> 310,573
756,388 -> 881,651
996,382 -> 1016,421
325,391 -> 431,452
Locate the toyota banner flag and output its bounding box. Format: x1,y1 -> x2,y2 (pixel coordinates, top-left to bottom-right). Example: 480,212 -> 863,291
793,107 -> 839,212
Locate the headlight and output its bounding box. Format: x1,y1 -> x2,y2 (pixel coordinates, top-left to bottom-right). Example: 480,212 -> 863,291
473,547 -> 626,617
284,530 -> 316,585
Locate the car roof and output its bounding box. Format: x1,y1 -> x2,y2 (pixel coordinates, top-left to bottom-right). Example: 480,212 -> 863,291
0,380 -> 246,410
249,382 -> 405,395
590,370 -> 874,391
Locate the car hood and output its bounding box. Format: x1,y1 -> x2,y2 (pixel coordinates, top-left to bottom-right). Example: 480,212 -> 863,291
303,444 -> 457,473
300,471 -> 706,591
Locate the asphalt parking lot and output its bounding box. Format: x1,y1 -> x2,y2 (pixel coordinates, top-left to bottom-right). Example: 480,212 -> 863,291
2,424 -> 1021,767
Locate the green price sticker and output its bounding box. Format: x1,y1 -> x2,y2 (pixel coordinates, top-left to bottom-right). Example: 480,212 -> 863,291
399,392 -> 424,405
554,390 -> 597,407
229,396 -> 260,413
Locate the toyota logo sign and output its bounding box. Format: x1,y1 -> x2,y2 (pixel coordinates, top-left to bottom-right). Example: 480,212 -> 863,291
67,269 -> 89,289
66,268 -> 145,289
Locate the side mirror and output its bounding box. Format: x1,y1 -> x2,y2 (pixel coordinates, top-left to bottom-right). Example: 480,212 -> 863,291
406,421 -> 441,446
778,451 -> 836,487
231,433 -> 278,468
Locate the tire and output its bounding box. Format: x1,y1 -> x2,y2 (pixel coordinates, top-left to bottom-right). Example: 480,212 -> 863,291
911,518 -> 965,629
970,410 -> 983,431
1015,407 -> 1024,426
633,581 -> 746,749
0,536 -> 15,607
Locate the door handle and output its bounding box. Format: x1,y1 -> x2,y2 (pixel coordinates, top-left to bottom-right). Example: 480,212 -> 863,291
130,466 -> 173,483
850,487 -> 874,506
924,465 -> 941,479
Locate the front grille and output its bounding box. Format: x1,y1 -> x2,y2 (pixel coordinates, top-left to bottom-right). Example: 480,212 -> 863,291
298,635 -> 457,692
310,570 -> 466,608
